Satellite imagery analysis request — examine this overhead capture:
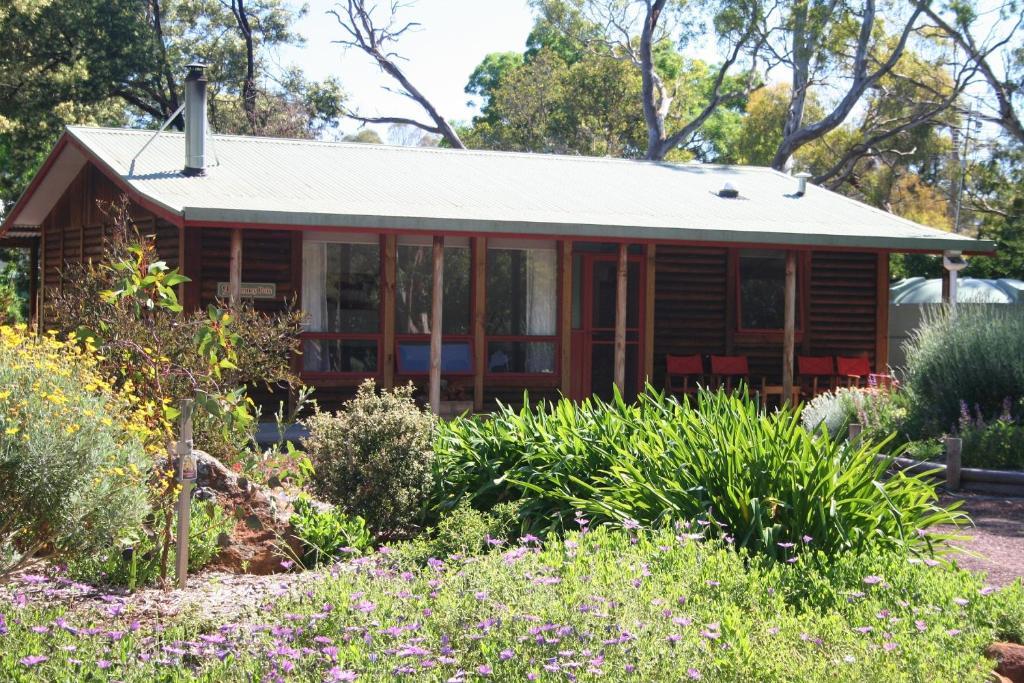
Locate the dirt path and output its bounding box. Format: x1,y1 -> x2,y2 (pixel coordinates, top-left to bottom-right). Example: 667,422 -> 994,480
941,492 -> 1024,587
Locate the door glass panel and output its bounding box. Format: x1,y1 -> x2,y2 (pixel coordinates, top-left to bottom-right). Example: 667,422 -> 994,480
590,260 -> 640,329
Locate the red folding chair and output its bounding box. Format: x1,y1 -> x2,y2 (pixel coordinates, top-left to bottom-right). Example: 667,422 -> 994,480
797,355 -> 835,399
666,354 -> 704,400
837,356 -> 872,387
710,355 -> 757,394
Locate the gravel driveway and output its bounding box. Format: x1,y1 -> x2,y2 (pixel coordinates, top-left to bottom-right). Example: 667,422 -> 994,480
940,492 -> 1024,587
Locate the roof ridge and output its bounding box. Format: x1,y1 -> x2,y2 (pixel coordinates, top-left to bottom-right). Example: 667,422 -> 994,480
66,125 -> 780,172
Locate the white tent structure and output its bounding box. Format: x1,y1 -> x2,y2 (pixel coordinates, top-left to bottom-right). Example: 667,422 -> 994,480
891,277 -> 1024,304
888,277 -> 1024,369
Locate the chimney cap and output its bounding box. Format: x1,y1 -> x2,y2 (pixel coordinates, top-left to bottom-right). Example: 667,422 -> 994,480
794,171 -> 812,179
185,62 -> 208,79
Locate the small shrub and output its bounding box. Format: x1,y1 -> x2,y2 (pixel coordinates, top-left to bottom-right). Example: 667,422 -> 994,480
0,326 -> 152,580
386,501 -> 522,568
903,304 -> 1024,432
289,496 -> 373,568
66,499 -> 233,590
957,398 -> 1024,470
302,380 -> 436,536
435,386 -> 964,560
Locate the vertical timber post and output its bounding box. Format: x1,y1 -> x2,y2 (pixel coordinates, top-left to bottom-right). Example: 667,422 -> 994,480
381,235 -> 397,389
28,239 -> 39,328
175,399 -> 196,590
782,250 -> 797,405
848,422 -> 862,446
643,244 -> 656,387
613,243 -> 628,395
429,236 -> 444,415
472,238 -> 486,412
945,437 -> 962,490
559,240 -> 573,398
229,228 -> 242,306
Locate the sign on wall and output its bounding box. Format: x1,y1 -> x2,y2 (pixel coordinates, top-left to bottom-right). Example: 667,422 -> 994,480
216,282 -> 277,300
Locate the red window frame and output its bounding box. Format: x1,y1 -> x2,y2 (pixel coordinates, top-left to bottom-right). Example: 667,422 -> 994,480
393,240 -> 475,376
734,249 -> 804,335
483,242 -> 561,379
299,239 -> 384,380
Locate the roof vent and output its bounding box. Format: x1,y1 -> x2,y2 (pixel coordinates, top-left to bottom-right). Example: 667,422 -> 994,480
794,172 -> 812,197
183,62 -> 208,176
718,182 -> 739,199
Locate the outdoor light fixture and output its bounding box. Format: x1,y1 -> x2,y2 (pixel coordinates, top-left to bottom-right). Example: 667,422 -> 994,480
943,251 -> 967,272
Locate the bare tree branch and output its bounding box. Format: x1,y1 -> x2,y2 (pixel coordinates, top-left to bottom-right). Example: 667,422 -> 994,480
771,0 -> 925,170
225,0 -> 258,133
914,0 -> 1024,144
329,0 -> 465,149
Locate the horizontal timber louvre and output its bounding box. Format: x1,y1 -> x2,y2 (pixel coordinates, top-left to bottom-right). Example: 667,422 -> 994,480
652,246 -> 882,389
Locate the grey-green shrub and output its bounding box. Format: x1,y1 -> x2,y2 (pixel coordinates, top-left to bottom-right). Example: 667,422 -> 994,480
66,499 -> 232,590
903,304 -> 1024,431
302,380 -> 436,536
435,386 -> 965,560
0,328 -> 151,580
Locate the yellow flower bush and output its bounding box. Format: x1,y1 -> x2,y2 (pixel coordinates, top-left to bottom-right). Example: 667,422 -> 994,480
0,325 -> 157,579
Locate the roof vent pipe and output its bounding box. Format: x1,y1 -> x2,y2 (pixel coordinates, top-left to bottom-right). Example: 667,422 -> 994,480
795,172 -> 812,197
718,182 -> 739,198
183,62 -> 208,176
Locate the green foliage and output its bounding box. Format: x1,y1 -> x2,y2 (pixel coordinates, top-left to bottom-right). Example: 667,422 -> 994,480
4,529 -> 1023,681
0,326 -> 151,580
302,380 -> 437,537
957,398 -> 1024,470
288,495 -> 373,568
394,501 -> 524,566
0,251 -> 27,324
52,203 -> 303,467
66,499 -> 233,591
903,304 -> 1024,432
435,386 -> 964,560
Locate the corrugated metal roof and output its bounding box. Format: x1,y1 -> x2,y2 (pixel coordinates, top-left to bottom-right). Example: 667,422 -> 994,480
6,126 -> 997,252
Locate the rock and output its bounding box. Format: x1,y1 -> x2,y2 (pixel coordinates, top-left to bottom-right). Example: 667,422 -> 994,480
193,450 -> 302,575
987,642 -> 1024,683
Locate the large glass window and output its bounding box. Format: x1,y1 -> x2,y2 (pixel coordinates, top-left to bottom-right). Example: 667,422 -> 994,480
302,237 -> 381,373
395,237 -> 473,375
396,241 -> 470,335
738,250 -> 799,330
485,241 -> 557,374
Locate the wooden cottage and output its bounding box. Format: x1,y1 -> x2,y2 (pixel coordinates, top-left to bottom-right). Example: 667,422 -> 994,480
0,67 -> 993,413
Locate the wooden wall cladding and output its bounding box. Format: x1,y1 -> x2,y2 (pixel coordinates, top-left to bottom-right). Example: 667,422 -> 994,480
807,251 -> 878,366
38,164 -> 173,328
197,228 -> 296,313
651,247 -> 881,387
652,246 -> 729,386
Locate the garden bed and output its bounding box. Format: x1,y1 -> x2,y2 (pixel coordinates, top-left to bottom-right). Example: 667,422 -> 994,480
2,529 -> 1022,682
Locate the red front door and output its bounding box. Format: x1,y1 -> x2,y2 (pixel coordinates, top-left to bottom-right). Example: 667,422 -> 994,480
576,251 -> 646,402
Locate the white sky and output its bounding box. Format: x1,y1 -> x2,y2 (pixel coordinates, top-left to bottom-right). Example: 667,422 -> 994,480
278,1 -> 536,138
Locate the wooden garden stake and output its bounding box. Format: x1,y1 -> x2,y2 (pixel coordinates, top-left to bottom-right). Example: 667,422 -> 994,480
945,437 -> 962,490
848,423 -> 862,445
175,399 -> 196,589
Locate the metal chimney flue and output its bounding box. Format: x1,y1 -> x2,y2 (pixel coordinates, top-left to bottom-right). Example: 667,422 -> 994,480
183,62 -> 208,176
794,172 -> 812,197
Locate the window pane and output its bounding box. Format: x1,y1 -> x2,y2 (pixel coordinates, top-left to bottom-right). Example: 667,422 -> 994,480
739,250 -> 798,329
303,241 -> 380,333
396,245 -> 470,335
486,248 -> 557,336
486,341 -> 556,374
397,341 -> 472,373
303,339 -> 378,373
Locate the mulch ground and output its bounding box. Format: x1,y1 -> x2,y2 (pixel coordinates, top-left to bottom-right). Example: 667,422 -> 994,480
940,492 -> 1024,587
